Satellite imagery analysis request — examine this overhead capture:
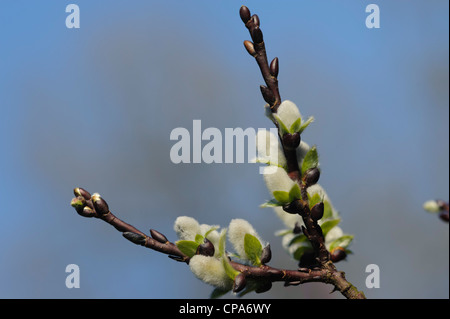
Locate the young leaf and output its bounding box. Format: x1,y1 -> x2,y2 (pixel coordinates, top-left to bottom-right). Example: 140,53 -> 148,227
222,256 -> 240,280
288,233 -> 309,246
301,146 -> 319,175
274,114 -> 290,135
289,117 -> 302,133
175,240 -> 199,258
195,234 -> 204,245
204,226 -> 219,238
218,229 -> 227,256
275,229 -> 293,237
273,191 -> 290,204
308,192 -> 322,209
244,233 -> 263,266
298,116 -> 314,134
320,219 -> 341,236
260,199 -> 284,208
293,245 -> 313,261
289,183 -> 301,202
329,235 -> 354,251
323,200 -> 334,220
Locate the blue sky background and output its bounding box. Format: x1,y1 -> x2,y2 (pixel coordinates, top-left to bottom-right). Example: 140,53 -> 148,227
0,0 -> 448,299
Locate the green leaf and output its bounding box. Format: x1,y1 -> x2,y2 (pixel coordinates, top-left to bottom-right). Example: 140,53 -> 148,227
274,114 -> 289,135
273,191 -> 290,204
288,234 -> 309,246
275,229 -> 293,237
260,199 -> 284,208
273,191 -> 289,205
301,146 -> 319,175
289,117 -> 302,133
329,235 -> 354,251
218,229 -> 227,256
320,219 -> 341,236
222,256 -> 240,280
289,183 -> 301,202
195,234 -> 204,245
298,116 -> 314,134
175,240 -> 199,258
293,245 -> 313,261
323,200 -> 334,220
308,192 -> 322,209
244,233 -> 263,266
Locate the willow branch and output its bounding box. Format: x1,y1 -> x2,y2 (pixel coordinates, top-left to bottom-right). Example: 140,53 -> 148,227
240,5 -> 329,266
70,187 -> 365,299
239,6 -> 365,298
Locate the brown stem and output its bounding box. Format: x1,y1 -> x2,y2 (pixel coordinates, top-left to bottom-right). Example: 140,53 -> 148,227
240,6 -> 281,111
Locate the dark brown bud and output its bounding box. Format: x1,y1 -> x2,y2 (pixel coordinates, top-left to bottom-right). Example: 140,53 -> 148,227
304,167 -> 320,186
84,199 -> 94,210
298,251 -> 316,268
73,187 -> 91,200
251,27 -> 263,43
311,202 -> 324,221
239,6 -> 251,23
233,273 -> 247,293
436,200 -> 449,212
260,85 -> 275,104
283,200 -> 304,215
123,232 -> 147,246
255,281 -> 272,294
282,132 -> 301,150
92,194 -> 109,215
270,57 -> 279,78
330,247 -> 347,263
439,211 -> 449,222
260,244 -> 272,264
243,40 -> 256,56
80,206 -> 96,218
196,238 -> 215,257
150,229 -> 168,243
251,14 -> 260,27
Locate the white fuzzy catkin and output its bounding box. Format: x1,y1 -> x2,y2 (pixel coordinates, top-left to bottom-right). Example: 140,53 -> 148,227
255,129 -> 286,167
174,216 -> 200,241
273,206 -> 304,230
189,255 -> 232,289
274,100 -> 302,131
263,166 -> 297,195
325,226 -> 344,250
281,231 -> 311,256
228,219 -> 262,260
423,200 -> 440,213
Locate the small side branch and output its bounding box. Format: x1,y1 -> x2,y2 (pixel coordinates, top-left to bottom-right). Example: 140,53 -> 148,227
70,188 -> 365,298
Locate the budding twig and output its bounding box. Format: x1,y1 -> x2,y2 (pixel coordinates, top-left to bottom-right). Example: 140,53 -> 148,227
239,6 -> 365,298
71,188 -> 188,262
70,187 -> 365,298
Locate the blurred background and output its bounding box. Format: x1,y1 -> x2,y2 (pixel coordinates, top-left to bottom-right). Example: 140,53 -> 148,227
0,0 -> 448,299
